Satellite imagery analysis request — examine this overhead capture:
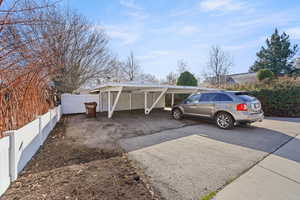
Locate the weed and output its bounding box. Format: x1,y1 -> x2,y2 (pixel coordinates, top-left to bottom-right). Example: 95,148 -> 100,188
200,191 -> 216,200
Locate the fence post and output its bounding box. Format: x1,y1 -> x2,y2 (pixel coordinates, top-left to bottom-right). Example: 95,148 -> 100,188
49,108 -> 52,130
37,115 -> 43,146
4,130 -> 17,182
56,106 -> 60,122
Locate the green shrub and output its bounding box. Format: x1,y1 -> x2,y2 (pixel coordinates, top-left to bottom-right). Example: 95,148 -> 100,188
223,78 -> 300,117
257,69 -> 274,81
175,71 -> 197,103
177,71 -> 198,86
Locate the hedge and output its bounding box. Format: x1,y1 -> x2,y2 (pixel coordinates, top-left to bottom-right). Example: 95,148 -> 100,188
223,78 -> 300,117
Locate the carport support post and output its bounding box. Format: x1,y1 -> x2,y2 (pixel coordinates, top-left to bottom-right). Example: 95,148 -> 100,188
108,87 -> 123,118
129,92 -> 132,111
99,91 -> 102,112
145,88 -> 168,115
144,92 -> 148,114
108,91 -> 111,117
171,93 -> 174,107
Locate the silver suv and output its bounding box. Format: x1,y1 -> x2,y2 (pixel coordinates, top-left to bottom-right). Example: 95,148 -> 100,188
172,91 -> 264,129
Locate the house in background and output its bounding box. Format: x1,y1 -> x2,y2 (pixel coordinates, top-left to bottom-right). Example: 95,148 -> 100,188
203,72 -> 258,86
227,72 -> 257,85
74,88 -> 92,94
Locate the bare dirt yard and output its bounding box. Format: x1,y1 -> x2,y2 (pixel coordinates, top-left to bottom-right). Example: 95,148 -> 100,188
2,110 -> 196,200
66,109 -> 197,151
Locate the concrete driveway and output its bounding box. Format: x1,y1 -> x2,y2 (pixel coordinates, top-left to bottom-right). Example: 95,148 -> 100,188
119,117 -> 300,200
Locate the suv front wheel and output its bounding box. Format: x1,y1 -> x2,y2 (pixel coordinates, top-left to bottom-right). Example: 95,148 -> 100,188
215,112 -> 234,129
172,108 -> 183,120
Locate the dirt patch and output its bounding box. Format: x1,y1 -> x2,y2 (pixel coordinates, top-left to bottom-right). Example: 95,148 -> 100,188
2,117 -> 161,200
18,118 -> 123,174
66,109 -> 198,151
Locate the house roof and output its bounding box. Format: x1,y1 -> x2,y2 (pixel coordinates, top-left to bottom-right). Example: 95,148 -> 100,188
229,72 -> 257,84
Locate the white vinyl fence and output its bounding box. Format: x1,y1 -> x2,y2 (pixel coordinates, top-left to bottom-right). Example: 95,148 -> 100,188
61,93 -> 165,114
61,94 -> 100,114
0,136 -> 10,196
1,92 -> 165,196
0,106 -> 62,197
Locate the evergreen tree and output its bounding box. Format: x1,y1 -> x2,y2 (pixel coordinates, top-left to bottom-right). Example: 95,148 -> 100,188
250,29 -> 298,76
177,71 -> 198,86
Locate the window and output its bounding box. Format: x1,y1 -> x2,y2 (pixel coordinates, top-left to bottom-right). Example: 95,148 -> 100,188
199,93 -> 215,101
185,94 -> 201,104
235,93 -> 256,102
213,93 -> 233,101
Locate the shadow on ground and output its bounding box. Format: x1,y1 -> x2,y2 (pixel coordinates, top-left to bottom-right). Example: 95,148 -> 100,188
118,114 -> 300,200
120,116 -> 300,163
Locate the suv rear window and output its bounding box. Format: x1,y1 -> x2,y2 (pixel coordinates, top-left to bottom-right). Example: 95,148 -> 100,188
235,92 -> 256,102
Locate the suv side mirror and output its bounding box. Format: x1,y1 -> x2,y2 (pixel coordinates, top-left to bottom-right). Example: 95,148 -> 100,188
183,99 -> 189,104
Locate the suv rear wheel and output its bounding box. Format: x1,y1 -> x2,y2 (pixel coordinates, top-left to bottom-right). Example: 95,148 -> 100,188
215,112 -> 234,129
172,108 -> 183,120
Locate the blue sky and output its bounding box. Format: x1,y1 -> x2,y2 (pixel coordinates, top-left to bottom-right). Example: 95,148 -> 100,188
66,0 -> 300,79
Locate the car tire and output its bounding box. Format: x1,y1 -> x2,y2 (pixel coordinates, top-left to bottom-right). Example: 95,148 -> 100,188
215,112 -> 234,129
172,108 -> 183,120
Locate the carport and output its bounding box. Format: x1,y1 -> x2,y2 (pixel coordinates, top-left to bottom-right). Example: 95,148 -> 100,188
91,83 -> 214,118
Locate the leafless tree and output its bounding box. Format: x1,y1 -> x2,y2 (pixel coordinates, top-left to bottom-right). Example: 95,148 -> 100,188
122,51 -> 141,81
177,59 -> 189,74
99,59 -> 126,83
166,71 -> 177,85
0,0 -> 60,135
37,8 -> 115,93
138,73 -> 158,83
0,0 -> 116,135
204,45 -> 233,86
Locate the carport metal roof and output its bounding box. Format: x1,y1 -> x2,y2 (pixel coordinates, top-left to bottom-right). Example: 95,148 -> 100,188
91,82 -> 216,118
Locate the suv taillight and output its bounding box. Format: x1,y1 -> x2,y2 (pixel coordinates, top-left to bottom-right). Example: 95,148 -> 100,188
236,103 -> 248,111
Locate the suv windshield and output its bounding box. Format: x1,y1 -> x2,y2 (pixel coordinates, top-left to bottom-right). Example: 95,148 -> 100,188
185,94 -> 201,104
235,92 -> 256,102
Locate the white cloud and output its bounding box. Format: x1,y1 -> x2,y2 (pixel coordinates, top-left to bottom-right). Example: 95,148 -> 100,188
108,31 -> 138,45
103,25 -> 140,45
227,9 -> 300,36
137,50 -> 173,60
199,0 -> 248,13
120,0 -> 148,21
125,11 -> 148,21
286,27 -> 300,39
151,24 -> 201,36
169,8 -> 196,17
120,0 -> 142,10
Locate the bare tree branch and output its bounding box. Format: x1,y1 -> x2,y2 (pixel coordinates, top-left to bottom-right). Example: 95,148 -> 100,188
203,45 -> 233,86
40,8 -> 116,93
0,0 -> 59,136
121,51 -> 141,81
